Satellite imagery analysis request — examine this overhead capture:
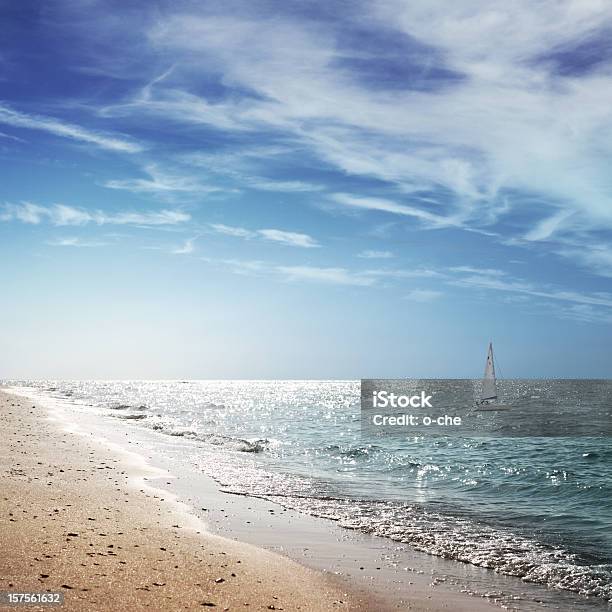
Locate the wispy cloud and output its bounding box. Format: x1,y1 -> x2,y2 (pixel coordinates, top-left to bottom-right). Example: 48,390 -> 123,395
101,79 -> 246,132
181,149 -> 322,194
201,250 -> 612,328
210,223 -> 253,239
172,237 -> 197,254
449,266 -> 505,276
210,223 -> 319,248
0,130 -> 26,143
357,250 -> 394,259
104,164 -> 219,196
524,210 -> 575,241
0,202 -> 46,224
330,193 -> 459,227
47,237 -> 109,247
121,5 -> 612,265
405,289 -> 443,302
201,254 -> 442,288
556,243 -> 612,278
200,256 -> 268,276
1,202 -> 189,226
196,250 -> 612,320
250,180 -> 324,192
448,266 -> 612,309
258,229 -> 319,248
0,104 -> 142,153
275,265 -> 374,286
363,268 -> 441,279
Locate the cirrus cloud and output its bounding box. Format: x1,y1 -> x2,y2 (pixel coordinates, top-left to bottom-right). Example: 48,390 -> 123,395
1,202 -> 190,226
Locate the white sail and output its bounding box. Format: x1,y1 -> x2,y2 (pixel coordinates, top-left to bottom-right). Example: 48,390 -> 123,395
481,342 -> 497,401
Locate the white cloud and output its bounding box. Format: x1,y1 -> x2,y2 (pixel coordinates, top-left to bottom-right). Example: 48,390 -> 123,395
196,251 -> 612,319
363,268 -> 441,279
200,256 -> 269,276
405,289 -> 443,302
557,244 -> 612,278
111,4 -> 612,264
47,237 -> 109,247
441,265 -> 612,322
210,223 -> 319,248
0,202 -> 47,224
102,209 -> 191,226
181,150 -> 322,193
556,303 -> 612,324
0,130 -> 26,143
330,193 -> 459,227
524,210 -> 575,241
202,255 -> 441,288
53,204 -> 92,226
250,180 -> 324,192
104,164 -> 219,196
258,229 -> 319,248
449,266 -> 506,276
358,250 -> 395,259
450,270 -> 612,308
1,202 -> 190,226
0,104 -> 141,153
101,83 -> 247,132
274,265 -> 374,286
172,237 -> 197,254
210,223 -> 255,238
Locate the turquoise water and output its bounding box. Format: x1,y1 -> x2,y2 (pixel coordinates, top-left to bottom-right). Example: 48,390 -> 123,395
8,379 -> 612,606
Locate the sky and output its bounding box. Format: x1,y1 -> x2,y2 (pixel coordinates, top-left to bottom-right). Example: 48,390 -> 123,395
2,0 -> 612,378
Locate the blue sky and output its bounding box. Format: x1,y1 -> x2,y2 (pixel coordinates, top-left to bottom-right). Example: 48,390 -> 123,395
2,0 -> 612,378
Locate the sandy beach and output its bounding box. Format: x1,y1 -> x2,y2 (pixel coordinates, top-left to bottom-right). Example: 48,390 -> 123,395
0,389 -> 374,611
0,388 -> 508,612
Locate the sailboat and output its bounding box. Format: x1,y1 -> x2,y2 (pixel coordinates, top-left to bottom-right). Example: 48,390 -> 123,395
474,342 -> 509,411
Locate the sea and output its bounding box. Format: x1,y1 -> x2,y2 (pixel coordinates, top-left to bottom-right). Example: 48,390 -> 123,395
5,379 -> 612,609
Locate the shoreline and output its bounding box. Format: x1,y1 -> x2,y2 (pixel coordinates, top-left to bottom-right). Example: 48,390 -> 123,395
0,386 -> 554,611
0,389 -> 375,611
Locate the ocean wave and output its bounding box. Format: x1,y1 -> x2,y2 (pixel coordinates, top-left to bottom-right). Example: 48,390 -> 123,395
262,495 -> 612,602
109,403 -> 148,411
147,422 -> 267,453
201,452 -> 612,604
113,413 -> 148,420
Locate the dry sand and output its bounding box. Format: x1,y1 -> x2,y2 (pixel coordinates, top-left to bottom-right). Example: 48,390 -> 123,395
0,390 -> 374,612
